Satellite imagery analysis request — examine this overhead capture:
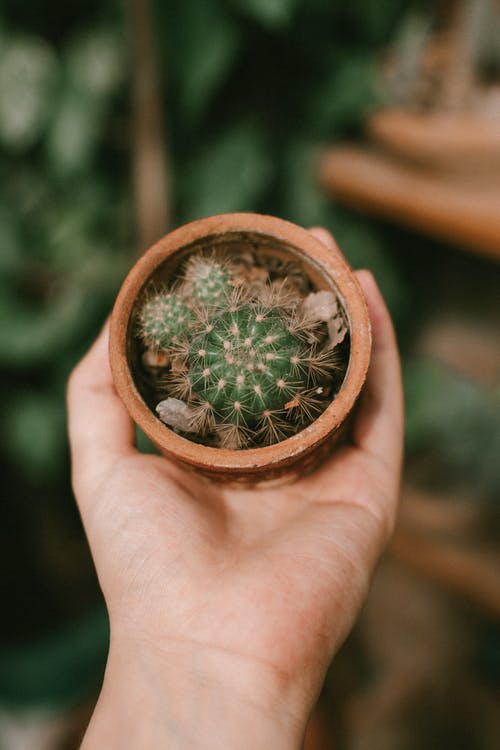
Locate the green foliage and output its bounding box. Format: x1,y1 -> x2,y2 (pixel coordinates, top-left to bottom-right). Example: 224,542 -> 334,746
46,27 -> 125,176
161,0 -> 241,124
228,0 -> 301,28
3,391 -> 66,482
180,121 -> 272,220
306,53 -> 380,137
0,607 -> 108,709
404,358 -> 500,498
0,36 -> 58,151
0,205 -> 22,275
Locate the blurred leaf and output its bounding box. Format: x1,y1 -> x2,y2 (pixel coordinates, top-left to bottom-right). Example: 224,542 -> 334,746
345,0 -> 412,45
3,391 -> 66,481
181,122 -> 273,220
45,89 -> 102,176
165,0 -> 241,124
280,140 -> 333,226
0,281 -> 108,368
307,53 -> 380,136
0,607 -> 108,709
40,181 -> 109,266
44,28 -> 125,176
404,358 -> 500,497
65,28 -> 125,99
2,166 -> 50,221
228,0 -> 302,28
0,207 -> 22,276
0,36 -> 58,151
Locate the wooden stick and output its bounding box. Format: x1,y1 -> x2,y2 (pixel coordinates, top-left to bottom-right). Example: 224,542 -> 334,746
388,529 -> 500,620
129,0 -> 170,254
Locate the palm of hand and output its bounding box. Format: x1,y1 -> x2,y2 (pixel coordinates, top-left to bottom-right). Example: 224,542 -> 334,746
91,442 -> 387,685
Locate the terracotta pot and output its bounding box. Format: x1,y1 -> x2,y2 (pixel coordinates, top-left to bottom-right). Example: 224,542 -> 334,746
109,213 -> 371,486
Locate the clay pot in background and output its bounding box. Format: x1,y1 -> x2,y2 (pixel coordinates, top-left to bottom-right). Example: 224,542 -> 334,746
368,109 -> 500,179
109,213 -> 371,485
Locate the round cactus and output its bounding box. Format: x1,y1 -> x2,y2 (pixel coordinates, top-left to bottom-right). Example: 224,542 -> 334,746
138,291 -> 193,350
188,304 -> 307,419
183,255 -> 232,306
178,302 -> 334,445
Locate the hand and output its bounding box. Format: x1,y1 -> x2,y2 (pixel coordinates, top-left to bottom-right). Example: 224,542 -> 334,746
67,229 -> 403,749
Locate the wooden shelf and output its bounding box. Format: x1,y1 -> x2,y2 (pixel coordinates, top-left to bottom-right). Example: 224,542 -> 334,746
367,109 -> 500,174
318,144 -> 500,261
388,528 -> 500,621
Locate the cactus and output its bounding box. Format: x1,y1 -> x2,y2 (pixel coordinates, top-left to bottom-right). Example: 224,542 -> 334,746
138,291 -> 194,350
183,254 -> 232,306
137,252 -> 341,448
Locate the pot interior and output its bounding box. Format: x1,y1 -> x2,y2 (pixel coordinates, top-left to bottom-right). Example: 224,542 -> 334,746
126,230 -> 351,448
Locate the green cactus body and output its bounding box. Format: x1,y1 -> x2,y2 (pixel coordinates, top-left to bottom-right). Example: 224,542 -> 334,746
187,303 -> 315,430
184,256 -> 231,306
139,292 -> 193,350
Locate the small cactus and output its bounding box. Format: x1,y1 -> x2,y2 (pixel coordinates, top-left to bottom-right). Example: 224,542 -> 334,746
138,291 -> 193,350
136,252 -> 342,448
183,254 -> 232,306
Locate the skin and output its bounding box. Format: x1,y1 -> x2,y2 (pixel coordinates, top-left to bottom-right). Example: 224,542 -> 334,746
67,229 -> 404,749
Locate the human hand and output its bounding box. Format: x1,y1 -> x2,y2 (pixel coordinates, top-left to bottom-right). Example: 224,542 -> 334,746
67,229 -> 403,749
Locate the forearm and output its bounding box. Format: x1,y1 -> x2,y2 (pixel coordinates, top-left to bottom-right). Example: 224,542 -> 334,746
81,637 -> 308,750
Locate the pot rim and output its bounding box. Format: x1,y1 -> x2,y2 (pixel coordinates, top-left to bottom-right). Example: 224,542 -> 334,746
109,212 -> 371,476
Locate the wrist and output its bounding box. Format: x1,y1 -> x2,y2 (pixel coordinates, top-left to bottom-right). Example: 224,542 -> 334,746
82,634 -> 308,749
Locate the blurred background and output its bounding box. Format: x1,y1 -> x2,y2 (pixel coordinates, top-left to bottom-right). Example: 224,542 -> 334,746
0,0 -> 499,747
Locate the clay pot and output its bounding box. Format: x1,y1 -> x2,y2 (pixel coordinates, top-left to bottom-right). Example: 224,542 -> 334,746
109,213 -> 371,486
